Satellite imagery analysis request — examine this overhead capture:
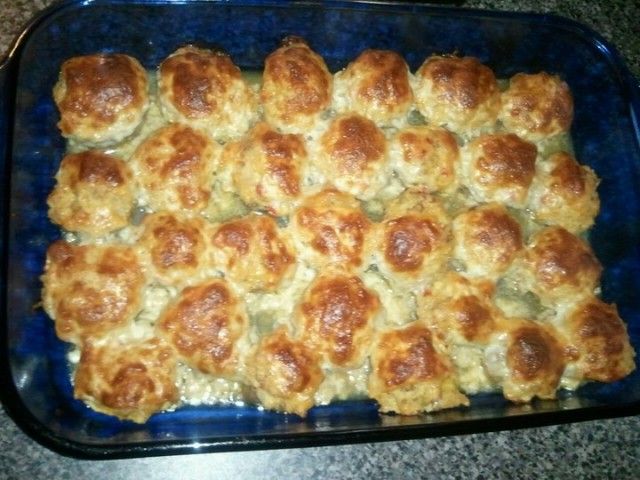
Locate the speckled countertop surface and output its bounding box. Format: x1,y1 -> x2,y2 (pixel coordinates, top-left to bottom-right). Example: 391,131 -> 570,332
1,1 -> 639,478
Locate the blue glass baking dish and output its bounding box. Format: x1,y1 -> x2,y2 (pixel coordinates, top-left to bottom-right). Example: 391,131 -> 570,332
1,0 -> 639,459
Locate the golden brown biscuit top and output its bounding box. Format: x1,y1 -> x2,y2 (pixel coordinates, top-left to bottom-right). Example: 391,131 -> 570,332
391,126 -> 460,192
449,295 -> 496,342
506,324 -> 565,383
321,114 -> 386,174
211,214 -> 295,290
377,325 -> 447,388
301,273 -> 379,366
160,46 -> 242,118
397,127 -> 459,165
66,150 -> 128,187
567,298 -> 635,382
157,279 -> 246,375
74,337 -> 178,423
262,37 -> 332,117
132,123 -> 217,211
471,133 -> 537,189
47,150 -> 135,236
254,123 -> 304,197
419,272 -> 498,344
527,226 -> 602,290
418,56 -> 499,110
157,126 -> 207,176
140,212 -> 207,273
293,189 -> 371,268
547,152 -> 588,197
457,203 -> 523,262
501,72 -> 573,138
467,206 -> 522,251
571,301 -> 625,352
56,54 -> 148,133
255,328 -> 321,395
213,220 -> 252,256
226,122 -> 306,216
43,241 -> 144,343
346,49 -> 412,117
383,215 -> 446,272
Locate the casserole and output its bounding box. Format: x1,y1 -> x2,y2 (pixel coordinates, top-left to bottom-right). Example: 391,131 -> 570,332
1,0 -> 639,458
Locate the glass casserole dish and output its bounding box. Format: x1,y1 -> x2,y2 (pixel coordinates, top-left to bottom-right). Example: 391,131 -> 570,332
0,0 -> 639,459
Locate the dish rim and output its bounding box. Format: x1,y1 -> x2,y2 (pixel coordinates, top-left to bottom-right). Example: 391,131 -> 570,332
0,0 -> 639,459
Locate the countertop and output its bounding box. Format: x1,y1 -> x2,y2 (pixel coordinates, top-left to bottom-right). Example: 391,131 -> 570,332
1,1 -> 639,478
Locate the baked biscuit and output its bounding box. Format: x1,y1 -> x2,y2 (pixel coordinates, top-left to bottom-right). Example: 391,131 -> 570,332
564,297 -> 635,383
389,126 -> 459,193
333,49 -> 413,125
42,241 -> 145,345
261,36 -> 332,133
298,271 -> 380,368
158,46 -> 257,140
138,212 -> 209,287
369,188 -> 451,287
247,327 -> 324,416
496,320 -> 567,402
500,72 -> 574,141
74,337 -> 178,423
368,322 -> 469,414
461,133 -> 537,208
516,226 -> 602,307
131,123 -> 220,213
47,150 -> 134,237
452,203 -> 524,279
210,213 -> 296,292
528,151 -> 600,233
420,272 -> 498,345
419,272 -> 500,393
291,188 -> 372,270
413,55 -> 500,134
227,122 -> 306,216
53,53 -> 149,145
157,279 -> 248,377
316,113 -> 388,200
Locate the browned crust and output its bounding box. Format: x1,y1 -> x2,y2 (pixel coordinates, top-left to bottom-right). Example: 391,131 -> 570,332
348,49 -> 412,116
141,213 -> 206,273
211,214 -> 295,288
383,215 -> 445,272
474,134 -> 537,189
43,241 -> 144,343
300,273 -> 379,366
450,295 -> 496,342
374,324 -> 452,390
56,54 -> 147,135
418,56 -> 499,110
528,226 -> 602,291
458,203 -> 523,265
502,72 -> 573,136
254,328 -> 323,395
160,48 -> 241,118
567,298 -> 636,382
321,114 -> 386,174
74,338 -> 178,423
262,38 -> 332,120
294,189 -> 371,268
257,125 -> 304,197
157,280 -> 246,375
